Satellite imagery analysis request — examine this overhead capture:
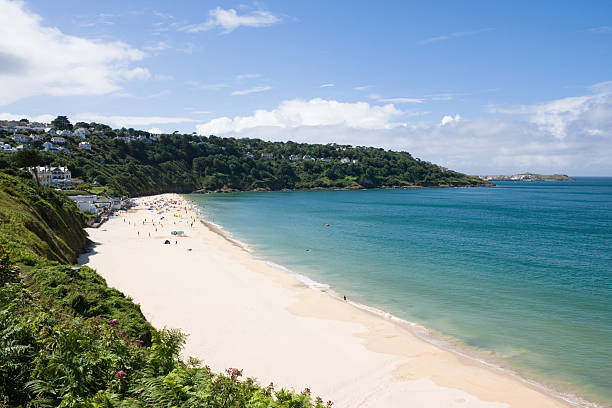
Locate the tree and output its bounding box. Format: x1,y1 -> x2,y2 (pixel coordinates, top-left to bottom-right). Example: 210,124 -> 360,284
13,150 -> 42,188
51,115 -> 73,131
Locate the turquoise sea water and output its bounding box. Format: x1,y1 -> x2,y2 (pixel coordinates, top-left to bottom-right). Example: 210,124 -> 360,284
185,178 -> 612,406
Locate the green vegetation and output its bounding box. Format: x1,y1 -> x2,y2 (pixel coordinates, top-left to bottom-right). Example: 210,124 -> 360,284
0,119 -> 489,196
0,171 -> 333,407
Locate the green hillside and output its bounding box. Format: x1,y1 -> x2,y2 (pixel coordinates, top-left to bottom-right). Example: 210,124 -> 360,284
0,122 -> 490,196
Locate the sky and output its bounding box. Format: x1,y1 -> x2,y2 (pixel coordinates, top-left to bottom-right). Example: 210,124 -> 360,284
0,0 -> 611,175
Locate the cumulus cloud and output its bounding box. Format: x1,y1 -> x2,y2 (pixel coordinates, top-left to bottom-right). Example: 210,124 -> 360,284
196,98 -> 404,135
320,83 -> 335,88
490,81 -> 612,139
195,86 -> 612,175
0,0 -> 149,105
440,114 -> 461,126
183,7 -> 280,34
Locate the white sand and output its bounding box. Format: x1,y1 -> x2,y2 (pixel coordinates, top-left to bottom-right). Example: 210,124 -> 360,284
81,193 -> 572,408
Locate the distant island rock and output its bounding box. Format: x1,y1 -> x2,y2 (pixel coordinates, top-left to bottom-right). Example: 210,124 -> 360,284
480,173 -> 575,182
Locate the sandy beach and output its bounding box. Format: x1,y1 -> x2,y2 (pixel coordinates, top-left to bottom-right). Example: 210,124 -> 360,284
81,193 -> 573,408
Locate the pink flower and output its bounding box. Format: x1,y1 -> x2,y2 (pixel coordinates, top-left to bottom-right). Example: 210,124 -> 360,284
114,370 -> 127,379
225,367 -> 243,380
135,339 -> 144,346
109,318 -> 119,327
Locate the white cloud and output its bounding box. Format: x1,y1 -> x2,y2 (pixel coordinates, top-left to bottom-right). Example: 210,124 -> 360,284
231,86 -> 272,96
122,67 -> 151,80
71,113 -> 197,127
490,82 -> 612,139
0,0 -> 149,105
440,114 -> 461,126
369,94 -> 423,104
154,74 -> 174,81
196,98 -> 404,135
183,7 -> 280,34
420,28 -> 493,44
236,73 -> 260,80
148,127 -> 162,134
378,97 -> 423,103
0,112 -> 198,128
186,80 -> 228,90
194,85 -> 612,175
588,26 -> 612,34
354,85 -> 373,91
320,83 -> 335,88
144,41 -> 171,52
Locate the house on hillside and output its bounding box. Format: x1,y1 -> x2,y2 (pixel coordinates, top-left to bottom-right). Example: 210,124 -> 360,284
42,142 -> 61,153
73,128 -> 90,139
29,166 -> 72,186
51,136 -> 66,144
340,157 -> 350,164
0,143 -> 17,153
302,155 -> 315,161
11,134 -> 28,143
78,141 -> 92,150
45,127 -> 56,136
261,152 -> 274,159
289,155 -> 300,161
245,152 -> 255,159
29,134 -> 44,142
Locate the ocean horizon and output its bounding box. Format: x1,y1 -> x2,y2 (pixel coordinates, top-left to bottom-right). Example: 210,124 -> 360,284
186,178 -> 612,407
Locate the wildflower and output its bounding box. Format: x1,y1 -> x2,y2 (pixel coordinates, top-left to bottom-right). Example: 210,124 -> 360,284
114,370 -> 127,380
326,401 -> 334,407
301,388 -> 311,396
225,367 -> 243,380
135,339 -> 144,346
109,318 -> 119,327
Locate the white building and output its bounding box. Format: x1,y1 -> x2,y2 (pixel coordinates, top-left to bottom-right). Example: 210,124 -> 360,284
289,155 -> 301,161
340,157 -> 351,164
11,134 -> 28,143
42,142 -> 61,153
45,128 -> 56,136
56,130 -> 73,137
78,141 -> 92,150
69,195 -> 98,213
29,166 -> 72,186
302,155 -> 315,161
261,152 -> 274,159
73,128 -> 90,139
51,136 -> 66,144
0,142 -> 17,153
29,134 -> 44,141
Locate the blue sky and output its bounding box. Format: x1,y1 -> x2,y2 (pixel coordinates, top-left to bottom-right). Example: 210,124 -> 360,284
1,0 -> 611,175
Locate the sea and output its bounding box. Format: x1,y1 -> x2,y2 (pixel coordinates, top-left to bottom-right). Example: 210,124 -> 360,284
185,177 -> 612,407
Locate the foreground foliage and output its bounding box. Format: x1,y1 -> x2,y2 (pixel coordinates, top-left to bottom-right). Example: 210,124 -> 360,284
0,172 -> 331,407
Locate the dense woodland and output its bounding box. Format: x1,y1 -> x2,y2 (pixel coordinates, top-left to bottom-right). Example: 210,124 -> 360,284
0,120 -> 489,196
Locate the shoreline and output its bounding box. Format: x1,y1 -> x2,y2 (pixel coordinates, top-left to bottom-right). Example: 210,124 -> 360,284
193,203 -> 599,408
81,193 -> 582,407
